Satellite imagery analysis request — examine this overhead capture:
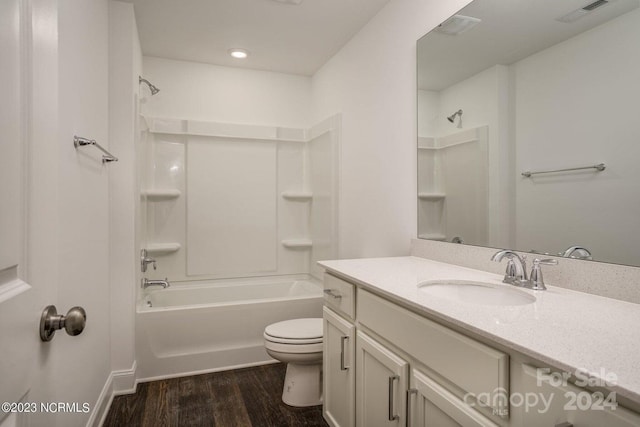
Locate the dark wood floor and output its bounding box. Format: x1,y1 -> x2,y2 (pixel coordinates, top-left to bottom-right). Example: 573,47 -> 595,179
104,363 -> 328,427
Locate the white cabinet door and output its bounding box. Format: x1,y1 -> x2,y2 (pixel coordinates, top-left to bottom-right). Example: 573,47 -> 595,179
323,306 -> 356,427
356,331 -> 409,427
409,369 -> 498,427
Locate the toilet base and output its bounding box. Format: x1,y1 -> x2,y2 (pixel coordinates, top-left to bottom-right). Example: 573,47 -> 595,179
281,362 -> 322,407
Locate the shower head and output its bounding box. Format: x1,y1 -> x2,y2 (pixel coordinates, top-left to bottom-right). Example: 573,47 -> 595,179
139,76 -> 160,95
447,109 -> 463,128
447,109 -> 463,123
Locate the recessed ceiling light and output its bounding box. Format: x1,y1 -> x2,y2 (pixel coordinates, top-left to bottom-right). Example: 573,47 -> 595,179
228,48 -> 249,59
269,0 -> 303,5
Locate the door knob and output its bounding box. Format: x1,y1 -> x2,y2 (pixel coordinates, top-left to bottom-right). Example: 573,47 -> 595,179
39,305 -> 87,342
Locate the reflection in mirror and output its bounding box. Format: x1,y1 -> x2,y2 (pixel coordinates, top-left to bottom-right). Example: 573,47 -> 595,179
417,0 -> 640,267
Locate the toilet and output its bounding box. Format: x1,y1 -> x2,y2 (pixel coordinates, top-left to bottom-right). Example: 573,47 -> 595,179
263,318 -> 323,407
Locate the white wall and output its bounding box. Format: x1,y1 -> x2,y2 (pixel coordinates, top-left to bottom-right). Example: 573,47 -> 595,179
108,0 -> 142,392
142,56 -> 312,128
51,0 -> 111,425
514,9 -> 640,265
311,0 -> 472,258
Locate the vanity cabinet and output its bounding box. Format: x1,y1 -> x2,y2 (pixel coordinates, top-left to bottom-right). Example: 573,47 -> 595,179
321,272 -> 640,427
322,273 -> 505,427
355,331 -> 408,427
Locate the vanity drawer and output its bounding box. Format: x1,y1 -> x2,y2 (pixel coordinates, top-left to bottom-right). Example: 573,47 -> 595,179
358,290 -> 509,414
323,273 -> 355,319
520,364 -> 640,427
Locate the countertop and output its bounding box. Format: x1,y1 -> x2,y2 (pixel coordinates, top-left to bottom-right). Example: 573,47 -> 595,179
319,256 -> 640,404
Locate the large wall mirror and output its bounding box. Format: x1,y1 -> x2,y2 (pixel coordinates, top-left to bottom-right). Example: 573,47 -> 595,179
417,0 -> 640,267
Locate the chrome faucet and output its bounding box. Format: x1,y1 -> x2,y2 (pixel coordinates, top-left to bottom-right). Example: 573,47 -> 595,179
491,250 -> 528,284
560,246 -> 592,260
140,249 -> 157,273
142,277 -> 170,289
491,250 -> 558,291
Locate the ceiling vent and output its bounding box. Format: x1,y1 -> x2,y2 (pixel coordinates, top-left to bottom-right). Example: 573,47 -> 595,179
435,15 -> 481,36
557,0 -> 611,23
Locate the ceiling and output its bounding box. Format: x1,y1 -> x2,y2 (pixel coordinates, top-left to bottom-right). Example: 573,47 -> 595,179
418,0 -> 640,90
132,0 -> 391,76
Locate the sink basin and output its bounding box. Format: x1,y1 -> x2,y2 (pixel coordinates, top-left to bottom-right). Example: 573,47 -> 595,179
418,280 -> 536,306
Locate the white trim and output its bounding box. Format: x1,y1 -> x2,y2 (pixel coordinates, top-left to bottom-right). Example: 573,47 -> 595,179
112,360 -> 138,396
86,361 -> 138,427
87,372 -> 113,427
0,275 -> 31,304
136,359 -> 278,384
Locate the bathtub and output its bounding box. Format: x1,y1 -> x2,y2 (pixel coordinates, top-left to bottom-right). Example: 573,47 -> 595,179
135,275 -> 323,381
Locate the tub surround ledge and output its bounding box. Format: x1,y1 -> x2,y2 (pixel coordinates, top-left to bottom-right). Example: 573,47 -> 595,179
318,256 -> 640,405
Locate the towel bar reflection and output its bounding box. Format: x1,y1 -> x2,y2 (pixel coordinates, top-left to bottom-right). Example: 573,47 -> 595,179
522,163 -> 605,178
73,136 -> 118,163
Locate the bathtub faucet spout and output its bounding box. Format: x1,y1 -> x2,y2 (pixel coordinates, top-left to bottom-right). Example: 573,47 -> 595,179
142,277 -> 170,289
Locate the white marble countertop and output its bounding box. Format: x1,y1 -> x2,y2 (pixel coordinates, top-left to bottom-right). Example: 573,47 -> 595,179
319,256 -> 640,404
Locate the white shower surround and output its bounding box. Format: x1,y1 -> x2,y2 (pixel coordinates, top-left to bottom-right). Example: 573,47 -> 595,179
136,115 -> 339,380
141,114 -> 340,283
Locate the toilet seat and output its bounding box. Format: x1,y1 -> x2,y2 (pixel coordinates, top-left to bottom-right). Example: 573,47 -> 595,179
263,318 -> 323,353
263,334 -> 322,345
264,318 -> 322,340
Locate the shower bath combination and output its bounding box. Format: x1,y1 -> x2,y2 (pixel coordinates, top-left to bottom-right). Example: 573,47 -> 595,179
447,109 -> 463,128
139,76 -> 160,95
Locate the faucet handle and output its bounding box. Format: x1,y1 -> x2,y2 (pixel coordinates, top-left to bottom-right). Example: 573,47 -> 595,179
529,258 -> 558,291
503,259 -> 517,284
140,249 -> 157,273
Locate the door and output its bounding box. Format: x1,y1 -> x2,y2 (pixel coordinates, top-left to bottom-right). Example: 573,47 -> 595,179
409,369 -> 498,427
0,0 -> 58,425
356,331 -> 408,427
323,307 -> 356,427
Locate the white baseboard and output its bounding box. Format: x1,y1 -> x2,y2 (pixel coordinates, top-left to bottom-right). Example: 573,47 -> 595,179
137,359 -> 277,384
112,360 -> 138,395
87,362 -> 138,427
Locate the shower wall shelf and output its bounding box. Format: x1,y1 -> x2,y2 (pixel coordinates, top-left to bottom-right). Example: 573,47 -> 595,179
418,137 -> 478,151
143,117 -> 307,142
417,233 -> 447,241
143,189 -> 181,200
281,239 -> 313,249
418,192 -> 446,201
146,243 -> 181,255
281,191 -> 313,201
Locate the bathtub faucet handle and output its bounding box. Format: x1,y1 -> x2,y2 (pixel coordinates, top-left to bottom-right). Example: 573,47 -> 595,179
141,249 -> 157,273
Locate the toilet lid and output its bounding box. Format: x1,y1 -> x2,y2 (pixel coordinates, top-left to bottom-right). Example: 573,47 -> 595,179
264,318 -> 322,340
